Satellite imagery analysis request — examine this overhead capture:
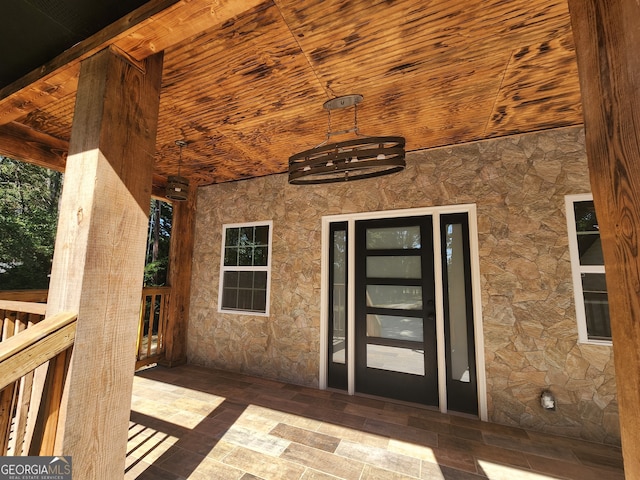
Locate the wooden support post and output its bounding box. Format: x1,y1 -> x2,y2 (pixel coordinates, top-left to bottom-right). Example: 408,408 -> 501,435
568,0 -> 640,476
45,47 -> 163,479
162,186 -> 197,366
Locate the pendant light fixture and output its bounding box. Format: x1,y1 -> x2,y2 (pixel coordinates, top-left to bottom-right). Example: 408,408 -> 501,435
288,94 -> 405,184
166,140 -> 189,201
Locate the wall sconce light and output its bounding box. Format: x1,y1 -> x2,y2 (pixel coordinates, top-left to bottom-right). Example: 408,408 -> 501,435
541,390 -> 556,411
288,94 -> 405,184
166,140 -> 189,201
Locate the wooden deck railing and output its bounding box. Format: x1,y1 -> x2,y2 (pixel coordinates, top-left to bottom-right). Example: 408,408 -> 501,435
0,287 -> 171,368
0,304 -> 77,456
136,286 -> 170,369
0,286 -> 169,455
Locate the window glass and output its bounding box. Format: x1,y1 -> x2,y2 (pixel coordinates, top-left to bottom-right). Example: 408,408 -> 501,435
366,314 -> 423,341
581,273 -> 611,340
332,229 -> 347,364
219,222 -> 272,315
366,226 -> 421,250
566,196 -> 611,343
366,285 -> 422,310
366,344 -> 425,375
445,223 -> 471,383
574,201 -> 604,265
366,256 -> 421,279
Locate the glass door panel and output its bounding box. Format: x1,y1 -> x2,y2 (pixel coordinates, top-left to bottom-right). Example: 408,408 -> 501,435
366,345 -> 425,375
366,256 -> 422,278
366,226 -> 421,249
328,222 -> 347,389
366,285 -> 423,309
366,314 -> 423,341
442,214 -> 478,414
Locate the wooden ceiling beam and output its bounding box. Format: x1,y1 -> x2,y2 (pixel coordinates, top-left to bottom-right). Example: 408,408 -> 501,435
0,0 -> 263,126
0,119 -> 169,198
0,122 -> 67,171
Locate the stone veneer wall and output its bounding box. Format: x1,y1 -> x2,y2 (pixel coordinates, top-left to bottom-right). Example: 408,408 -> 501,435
189,126 -> 619,445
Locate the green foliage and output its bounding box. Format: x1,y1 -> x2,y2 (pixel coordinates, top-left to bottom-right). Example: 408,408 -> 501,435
0,156 -> 174,290
0,156 -> 62,289
143,199 -> 173,286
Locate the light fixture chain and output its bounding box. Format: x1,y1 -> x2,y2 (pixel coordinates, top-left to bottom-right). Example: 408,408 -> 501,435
354,103 -> 359,135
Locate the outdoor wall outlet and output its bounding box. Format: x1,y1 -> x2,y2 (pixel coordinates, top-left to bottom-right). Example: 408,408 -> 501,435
541,390 -> 556,411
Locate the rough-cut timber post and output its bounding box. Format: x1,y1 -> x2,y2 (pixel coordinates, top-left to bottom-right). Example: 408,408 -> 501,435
568,0 -> 640,476
162,186 -> 197,366
45,47 -> 163,479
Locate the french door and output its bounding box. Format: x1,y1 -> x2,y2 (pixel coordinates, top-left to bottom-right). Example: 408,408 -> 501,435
325,209 -> 480,415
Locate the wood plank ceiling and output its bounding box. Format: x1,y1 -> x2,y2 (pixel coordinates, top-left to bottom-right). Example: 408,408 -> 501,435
0,0 -> 581,187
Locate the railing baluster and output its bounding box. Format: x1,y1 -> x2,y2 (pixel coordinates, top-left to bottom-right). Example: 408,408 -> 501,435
37,349 -> 70,455
135,287 -> 171,369
0,310 -> 76,456
147,295 -> 152,357
0,310 -> 18,455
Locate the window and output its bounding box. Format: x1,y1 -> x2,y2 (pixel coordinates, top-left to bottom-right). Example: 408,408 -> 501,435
565,194 -> 611,344
218,221 -> 272,315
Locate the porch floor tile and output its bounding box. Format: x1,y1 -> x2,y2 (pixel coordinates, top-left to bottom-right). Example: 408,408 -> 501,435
127,365 -> 625,480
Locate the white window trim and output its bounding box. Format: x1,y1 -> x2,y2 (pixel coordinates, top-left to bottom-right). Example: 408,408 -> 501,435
319,204 -> 488,421
218,220 -> 273,317
565,194 -> 611,346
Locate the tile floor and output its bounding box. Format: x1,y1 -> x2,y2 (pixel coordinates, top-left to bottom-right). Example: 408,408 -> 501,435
126,365 -> 625,480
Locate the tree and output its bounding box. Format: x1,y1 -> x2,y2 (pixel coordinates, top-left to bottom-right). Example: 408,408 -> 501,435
0,156 -> 62,289
0,156 -> 173,290
143,199 -> 173,286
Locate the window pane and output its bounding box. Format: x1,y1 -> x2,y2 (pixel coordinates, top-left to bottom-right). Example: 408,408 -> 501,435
226,227 -> 239,247
366,285 -> 422,310
582,273 -> 611,340
366,344 -> 425,375
238,247 -> 252,266
366,226 -> 421,250
224,271 -> 239,286
367,256 -> 421,279
255,225 -> 269,245
239,227 -> 254,245
224,247 -> 238,266
254,271 -> 267,289
574,201 -> 604,266
252,289 -> 267,312
445,223 -> 471,383
577,235 -> 604,265
254,246 -> 268,266
238,271 -> 253,287
221,287 -> 238,309
333,229 -> 347,365
366,314 -> 423,341
574,201 -> 599,233
221,271 -> 267,313
237,288 -> 253,310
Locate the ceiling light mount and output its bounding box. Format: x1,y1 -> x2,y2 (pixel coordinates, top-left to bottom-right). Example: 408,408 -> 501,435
288,94 -> 405,184
166,140 -> 190,201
